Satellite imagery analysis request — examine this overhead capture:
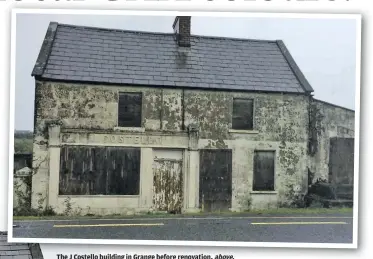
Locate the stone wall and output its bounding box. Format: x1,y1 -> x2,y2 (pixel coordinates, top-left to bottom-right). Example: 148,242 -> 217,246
308,99 -> 355,183
13,167 -> 32,211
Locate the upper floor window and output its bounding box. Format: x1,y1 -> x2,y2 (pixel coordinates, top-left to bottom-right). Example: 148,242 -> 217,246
232,98 -> 254,130
118,92 -> 142,127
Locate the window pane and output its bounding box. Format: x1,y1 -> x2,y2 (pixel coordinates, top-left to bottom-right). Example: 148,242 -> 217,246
118,92 -> 142,127
253,151 -> 275,191
232,99 -> 253,130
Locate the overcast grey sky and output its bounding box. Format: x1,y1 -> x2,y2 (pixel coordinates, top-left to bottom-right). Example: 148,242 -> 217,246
15,13 -> 358,131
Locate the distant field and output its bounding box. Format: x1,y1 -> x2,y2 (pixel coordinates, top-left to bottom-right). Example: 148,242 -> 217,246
14,130 -> 33,154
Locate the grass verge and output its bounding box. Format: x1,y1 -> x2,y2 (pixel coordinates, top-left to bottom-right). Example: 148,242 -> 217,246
13,207 -> 353,221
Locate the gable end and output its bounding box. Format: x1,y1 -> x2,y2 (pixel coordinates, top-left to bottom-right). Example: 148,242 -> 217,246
276,40 -> 314,93
31,22 -> 58,77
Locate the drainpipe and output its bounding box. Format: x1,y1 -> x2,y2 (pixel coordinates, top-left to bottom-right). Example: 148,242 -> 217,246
307,95 -> 311,154
307,93 -> 316,188
160,89 -> 164,130
182,89 -> 185,130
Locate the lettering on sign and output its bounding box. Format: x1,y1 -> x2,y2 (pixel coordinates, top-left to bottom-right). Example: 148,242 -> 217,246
337,126 -> 354,137
61,134 -> 75,143
103,135 -> 162,145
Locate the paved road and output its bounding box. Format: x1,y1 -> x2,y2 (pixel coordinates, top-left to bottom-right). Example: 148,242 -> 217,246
12,213 -> 353,243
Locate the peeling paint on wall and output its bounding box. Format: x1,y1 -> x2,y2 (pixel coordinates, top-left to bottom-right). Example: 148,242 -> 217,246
152,159 -> 183,213
31,80 -> 356,213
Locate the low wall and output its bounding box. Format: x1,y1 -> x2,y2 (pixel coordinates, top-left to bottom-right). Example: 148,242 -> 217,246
13,167 -> 32,211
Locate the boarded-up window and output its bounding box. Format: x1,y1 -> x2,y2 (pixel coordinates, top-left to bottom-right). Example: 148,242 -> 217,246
118,92 -> 142,127
59,146 -> 140,195
232,98 -> 254,130
253,151 -> 275,191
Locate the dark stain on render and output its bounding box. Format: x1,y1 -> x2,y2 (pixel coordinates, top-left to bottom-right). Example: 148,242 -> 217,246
143,89 -> 162,122
184,91 -> 230,147
279,147 -> 300,176
162,91 -> 182,131
308,100 -> 325,156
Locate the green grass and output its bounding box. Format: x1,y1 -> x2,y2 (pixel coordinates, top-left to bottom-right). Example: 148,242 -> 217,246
13,207 -> 353,221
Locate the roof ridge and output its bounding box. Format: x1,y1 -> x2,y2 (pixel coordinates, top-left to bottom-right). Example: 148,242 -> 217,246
56,22 -> 278,43
57,22 -> 174,36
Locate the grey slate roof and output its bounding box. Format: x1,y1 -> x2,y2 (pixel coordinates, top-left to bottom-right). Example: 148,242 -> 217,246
32,22 -> 314,94
0,232 -> 43,259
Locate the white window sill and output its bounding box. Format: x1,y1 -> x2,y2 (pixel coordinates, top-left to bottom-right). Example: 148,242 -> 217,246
250,191 -> 277,195
229,129 -> 259,134
114,127 -> 145,133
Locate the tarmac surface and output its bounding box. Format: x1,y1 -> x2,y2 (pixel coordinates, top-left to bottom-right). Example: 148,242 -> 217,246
12,213 -> 353,243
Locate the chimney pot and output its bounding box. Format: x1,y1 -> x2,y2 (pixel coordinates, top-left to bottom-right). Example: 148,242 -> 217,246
173,16 -> 191,47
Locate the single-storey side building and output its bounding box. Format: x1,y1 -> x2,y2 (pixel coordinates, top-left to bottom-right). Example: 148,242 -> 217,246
29,16 -> 355,215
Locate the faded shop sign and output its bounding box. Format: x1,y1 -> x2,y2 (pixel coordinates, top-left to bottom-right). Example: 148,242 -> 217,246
103,135 -> 162,145
61,133 -> 162,145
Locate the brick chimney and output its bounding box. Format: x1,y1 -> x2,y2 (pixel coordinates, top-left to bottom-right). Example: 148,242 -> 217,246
173,16 -> 191,47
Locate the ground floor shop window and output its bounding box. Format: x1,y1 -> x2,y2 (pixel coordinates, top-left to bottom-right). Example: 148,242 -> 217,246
59,146 -> 141,195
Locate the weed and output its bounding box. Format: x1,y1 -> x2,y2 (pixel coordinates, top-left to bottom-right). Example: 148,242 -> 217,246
63,197 -> 73,216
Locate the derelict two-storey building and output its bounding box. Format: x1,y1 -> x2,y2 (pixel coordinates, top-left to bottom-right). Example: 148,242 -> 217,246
30,16 -> 355,215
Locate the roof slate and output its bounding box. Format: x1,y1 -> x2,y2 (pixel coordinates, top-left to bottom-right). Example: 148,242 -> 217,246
32,22 -> 314,94
0,232 -> 43,259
